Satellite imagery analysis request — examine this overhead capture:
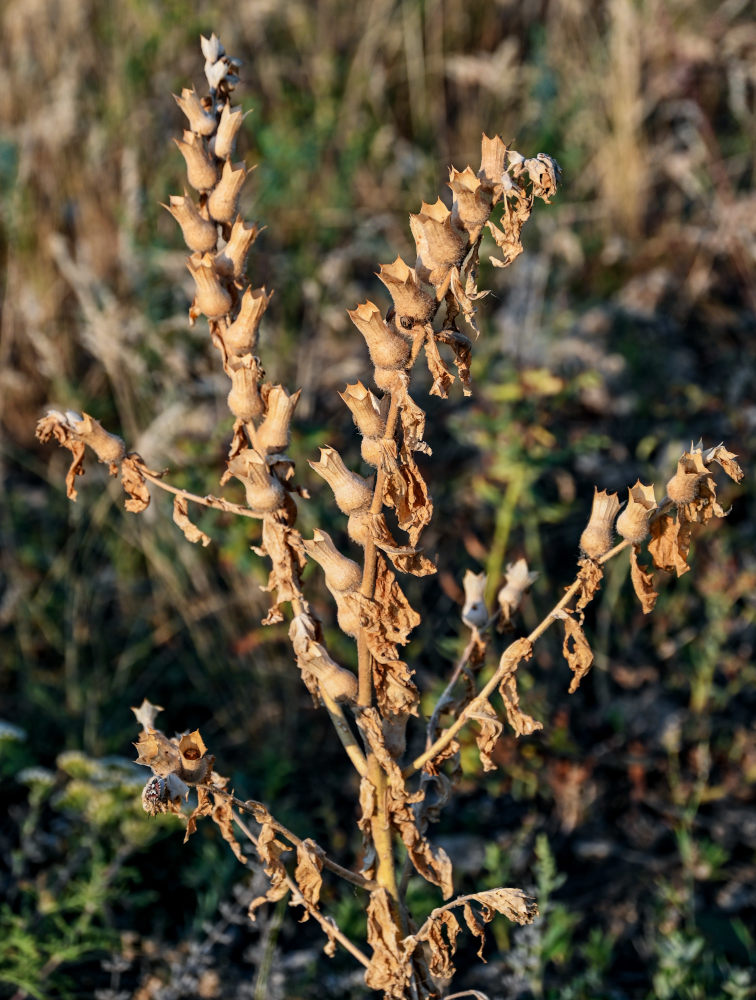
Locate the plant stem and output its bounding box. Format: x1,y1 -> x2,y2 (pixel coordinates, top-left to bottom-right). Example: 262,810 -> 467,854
135,461 -> 262,520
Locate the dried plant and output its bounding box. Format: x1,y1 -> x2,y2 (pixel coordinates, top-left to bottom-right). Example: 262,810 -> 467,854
35,35 -> 744,999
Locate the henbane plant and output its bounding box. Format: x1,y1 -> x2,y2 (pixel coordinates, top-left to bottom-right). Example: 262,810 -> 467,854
35,35 -> 744,999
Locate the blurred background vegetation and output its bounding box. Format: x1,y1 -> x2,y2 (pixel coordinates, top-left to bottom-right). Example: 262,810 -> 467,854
1,0 -> 754,997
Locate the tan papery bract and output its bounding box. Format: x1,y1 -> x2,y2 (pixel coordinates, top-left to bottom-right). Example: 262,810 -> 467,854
410,197 -> 468,294
174,131 -> 218,192
174,86 -> 217,136
187,252 -> 232,319
309,446 -> 374,515
256,385 -> 301,455
212,102 -> 246,160
348,301 -> 411,370
339,381 -> 385,438
303,529 -> 362,593
449,165 -> 492,242
208,159 -> 248,223
226,355 -> 264,420
377,257 -> 435,327
223,286 -> 272,356
215,216 -> 258,278
478,133 -> 508,200
616,481 -> 657,544
579,487 -> 621,560
163,194 -> 218,253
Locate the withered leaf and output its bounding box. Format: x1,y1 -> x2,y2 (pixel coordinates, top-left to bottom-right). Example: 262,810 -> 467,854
211,792 -> 247,864
391,373 -> 429,454
498,637 -> 541,738
648,512 -> 692,577
630,545 -> 658,614
468,696 -> 503,771
172,496 -> 211,547
382,451 -> 433,548
575,558 -> 603,616
185,784 -> 213,843
423,330 -> 454,398
257,516 -> 307,624
417,909 -> 460,979
365,889 -> 414,998
473,887 -> 539,925
557,610 -> 594,693
463,902 -> 487,960
294,838 -> 325,916
35,412 -> 87,500
436,326 -> 473,396
256,821 -> 291,888
705,443 -> 744,483
121,455 -> 151,513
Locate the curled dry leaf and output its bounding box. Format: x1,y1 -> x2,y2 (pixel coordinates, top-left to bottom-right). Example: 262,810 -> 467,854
630,545 -> 658,613
555,609 -> 594,693
648,511 -> 693,577
255,516 -> 307,624
365,889 -> 414,998
436,325 -> 473,395
382,450 -> 433,548
294,838 -> 325,916
498,638 -> 541,738
359,709 -> 453,897
121,455 -> 152,513
248,822 -> 292,920
468,696 -> 503,772
575,557 -> 604,616
423,329 -> 455,398
417,908 -> 461,979
704,443 -> 743,483
172,496 -> 211,547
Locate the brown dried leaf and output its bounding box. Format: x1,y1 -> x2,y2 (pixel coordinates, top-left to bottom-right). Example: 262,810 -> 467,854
575,558 -> 603,616
558,610 -> 594,693
257,516 -> 307,623
185,785 -> 213,842
294,838 -> 325,915
498,638 -> 541,738
382,451 -> 433,547
468,696 -> 503,771
256,821 -> 291,891
436,326 -> 473,396
648,512 -> 692,577
705,443 -> 744,483
630,545 -> 658,614
211,792 -> 247,864
417,909 -> 460,979
473,887 -> 539,925
121,455 -> 151,513
247,877 -> 290,921
423,330 -> 454,398
172,496 -> 211,547
365,889 -> 414,998
463,902 -> 487,960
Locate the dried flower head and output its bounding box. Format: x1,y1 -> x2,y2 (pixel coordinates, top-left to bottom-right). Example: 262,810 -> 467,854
213,103 -> 246,160
410,198 -> 468,293
208,160 -> 248,223
174,86 -> 217,136
616,481 -> 657,544
377,257 -> 435,329
215,216 -> 259,279
227,448 -> 286,514
186,252 -> 232,319
223,286 -> 272,357
579,488 -> 621,560
174,131 -> 218,192
666,447 -> 712,505
227,356 -> 264,421
303,529 -> 363,593
348,300 -> 411,370
256,385 -> 301,456
449,165 -> 492,243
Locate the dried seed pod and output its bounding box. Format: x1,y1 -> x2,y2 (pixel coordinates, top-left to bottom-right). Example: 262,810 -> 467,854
208,160 -> 247,223
212,103 -> 246,161
666,448 -> 711,505
186,252 -> 231,319
309,446 -> 373,515
178,730 -> 213,783
174,131 -> 218,192
174,87 -> 217,136
497,558 -> 539,625
215,216 -> 258,278
163,194 -> 218,253
227,356 -> 263,420
377,257 -> 435,328
228,448 -> 286,514
579,487 -> 621,560
67,412 -> 126,465
449,165 -> 492,242
289,614 -> 358,704
373,367 -> 405,394
255,385 -> 301,455
348,301 -> 410,370
224,286 -> 272,356
339,381 -> 385,438
303,529 -> 362,593
616,481 -> 657,544
410,197 -> 468,291
462,569 -> 489,631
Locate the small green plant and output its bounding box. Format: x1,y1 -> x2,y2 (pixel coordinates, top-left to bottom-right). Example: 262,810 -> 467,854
35,33 -> 744,999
